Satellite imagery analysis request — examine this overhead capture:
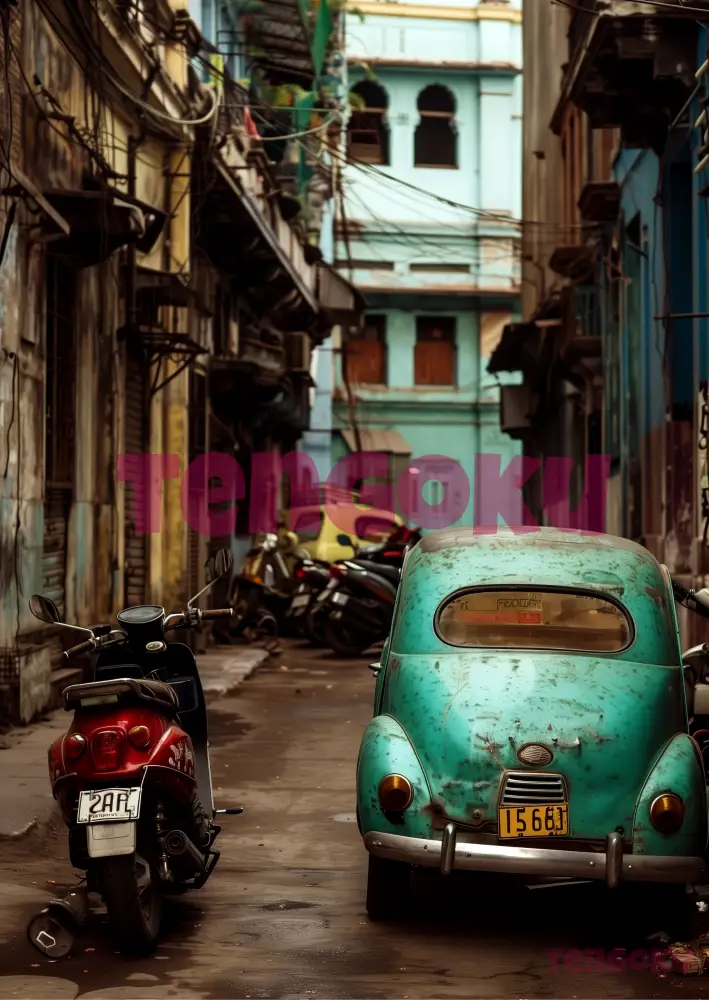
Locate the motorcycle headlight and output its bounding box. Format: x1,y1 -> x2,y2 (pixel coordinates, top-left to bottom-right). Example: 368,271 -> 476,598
649,793 -> 684,834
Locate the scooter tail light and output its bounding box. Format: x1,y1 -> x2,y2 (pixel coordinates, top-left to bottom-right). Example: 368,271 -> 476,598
295,567 -> 305,581
329,564 -> 346,580
127,725 -> 151,749
91,730 -> 124,771
64,733 -> 87,762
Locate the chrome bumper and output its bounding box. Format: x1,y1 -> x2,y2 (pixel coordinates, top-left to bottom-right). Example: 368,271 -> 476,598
363,827 -> 706,887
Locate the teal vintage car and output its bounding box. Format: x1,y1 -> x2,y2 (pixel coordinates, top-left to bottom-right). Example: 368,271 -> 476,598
356,527 -> 709,921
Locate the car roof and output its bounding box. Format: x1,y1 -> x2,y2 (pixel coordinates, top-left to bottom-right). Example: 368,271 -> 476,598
417,526 -> 649,558
410,528 -> 663,589
397,527 -> 678,664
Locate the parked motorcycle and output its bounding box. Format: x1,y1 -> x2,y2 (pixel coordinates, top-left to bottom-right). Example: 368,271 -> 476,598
288,527 -> 422,648
320,557 -> 401,657
673,580 -> 709,755
28,549 -> 240,955
286,557 -> 331,645
231,530 -> 307,638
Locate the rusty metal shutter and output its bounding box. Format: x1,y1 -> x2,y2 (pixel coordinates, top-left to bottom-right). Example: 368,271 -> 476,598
124,342 -> 148,607
43,255 -> 76,620
187,370 -> 207,599
42,487 -> 71,617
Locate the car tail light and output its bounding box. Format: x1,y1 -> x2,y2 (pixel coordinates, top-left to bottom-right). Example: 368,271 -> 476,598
64,733 -> 87,762
127,725 -> 151,750
649,793 -> 684,834
91,730 -> 124,771
378,774 -> 413,812
329,564 -> 346,580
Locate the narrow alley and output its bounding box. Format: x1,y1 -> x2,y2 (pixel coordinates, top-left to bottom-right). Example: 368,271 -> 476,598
0,642 -> 706,1000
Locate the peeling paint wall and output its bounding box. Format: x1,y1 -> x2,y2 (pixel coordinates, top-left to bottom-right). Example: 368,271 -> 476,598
0,1 -> 195,721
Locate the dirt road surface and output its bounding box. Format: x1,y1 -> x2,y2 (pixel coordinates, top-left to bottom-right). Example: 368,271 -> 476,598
0,642 -> 706,999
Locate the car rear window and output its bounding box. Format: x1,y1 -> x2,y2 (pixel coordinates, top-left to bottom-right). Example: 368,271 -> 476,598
355,516 -> 397,541
436,588 -> 632,652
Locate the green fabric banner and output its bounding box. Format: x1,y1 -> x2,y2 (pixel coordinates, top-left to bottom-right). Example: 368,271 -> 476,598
312,0 -> 334,78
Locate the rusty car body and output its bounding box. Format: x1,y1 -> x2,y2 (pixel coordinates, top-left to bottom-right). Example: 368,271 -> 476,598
356,526 -> 708,920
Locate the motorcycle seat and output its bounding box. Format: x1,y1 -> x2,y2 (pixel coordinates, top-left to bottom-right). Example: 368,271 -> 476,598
352,562 -> 400,583
63,677 -> 179,715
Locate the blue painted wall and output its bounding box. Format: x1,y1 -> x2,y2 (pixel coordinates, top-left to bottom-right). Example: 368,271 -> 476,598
328,3 -> 522,527
188,0 -> 245,80
302,198 -> 336,480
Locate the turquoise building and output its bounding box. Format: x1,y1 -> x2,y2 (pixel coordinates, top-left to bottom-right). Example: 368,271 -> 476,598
320,0 -> 524,525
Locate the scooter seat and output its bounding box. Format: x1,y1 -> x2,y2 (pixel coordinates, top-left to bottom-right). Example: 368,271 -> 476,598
351,561 -> 400,583
63,677 -> 179,715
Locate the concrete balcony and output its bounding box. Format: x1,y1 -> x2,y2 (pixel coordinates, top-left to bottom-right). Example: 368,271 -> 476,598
552,1 -> 699,154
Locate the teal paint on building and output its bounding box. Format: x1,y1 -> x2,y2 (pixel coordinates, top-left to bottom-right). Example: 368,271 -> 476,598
331,0 -> 523,527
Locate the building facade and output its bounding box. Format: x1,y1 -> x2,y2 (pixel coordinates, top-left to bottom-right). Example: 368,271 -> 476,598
491,0 -> 709,644
0,0 -> 357,724
319,0 -> 523,524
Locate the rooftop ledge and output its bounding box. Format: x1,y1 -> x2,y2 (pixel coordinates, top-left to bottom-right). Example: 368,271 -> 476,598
344,1 -> 522,23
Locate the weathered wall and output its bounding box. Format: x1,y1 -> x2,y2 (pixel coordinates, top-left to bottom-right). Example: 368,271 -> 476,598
520,0 -> 568,320
0,1 -> 195,719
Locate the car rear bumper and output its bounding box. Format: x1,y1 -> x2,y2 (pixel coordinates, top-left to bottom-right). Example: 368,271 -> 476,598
363,829 -> 706,887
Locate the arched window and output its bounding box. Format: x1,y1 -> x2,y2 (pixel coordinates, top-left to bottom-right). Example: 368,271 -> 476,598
414,84 -> 457,169
347,81 -> 390,166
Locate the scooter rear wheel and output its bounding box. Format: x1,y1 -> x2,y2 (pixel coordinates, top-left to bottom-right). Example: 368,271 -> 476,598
303,605 -> 328,646
98,852 -> 162,954
325,618 -> 372,657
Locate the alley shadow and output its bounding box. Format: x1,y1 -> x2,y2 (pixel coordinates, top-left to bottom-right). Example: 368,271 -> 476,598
400,867 -> 693,952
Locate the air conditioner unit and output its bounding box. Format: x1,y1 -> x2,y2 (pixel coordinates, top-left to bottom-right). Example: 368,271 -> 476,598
500,385 -> 534,437
285,332 -> 311,372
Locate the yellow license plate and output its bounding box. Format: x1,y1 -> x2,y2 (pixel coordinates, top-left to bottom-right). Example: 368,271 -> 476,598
498,803 -> 569,839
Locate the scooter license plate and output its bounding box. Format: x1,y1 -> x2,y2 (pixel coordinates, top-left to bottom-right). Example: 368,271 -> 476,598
332,591 -> 349,606
77,787 -> 142,824
316,581 -> 337,604
291,594 -> 310,610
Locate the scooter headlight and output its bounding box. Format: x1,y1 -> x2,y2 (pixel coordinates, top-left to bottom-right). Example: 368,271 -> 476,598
649,793 -> 684,834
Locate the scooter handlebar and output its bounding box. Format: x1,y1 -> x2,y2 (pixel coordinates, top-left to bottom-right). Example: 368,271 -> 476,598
63,639 -> 95,659
201,608 -> 233,620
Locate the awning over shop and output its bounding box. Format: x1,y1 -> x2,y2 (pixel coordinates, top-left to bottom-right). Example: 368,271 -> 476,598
31,184 -> 167,266
339,428 -> 412,455
317,261 -> 365,325
487,321 -> 541,375
208,157 -> 318,319
136,267 -> 213,314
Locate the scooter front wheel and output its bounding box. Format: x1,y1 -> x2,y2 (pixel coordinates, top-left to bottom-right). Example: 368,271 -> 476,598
97,852 -> 162,954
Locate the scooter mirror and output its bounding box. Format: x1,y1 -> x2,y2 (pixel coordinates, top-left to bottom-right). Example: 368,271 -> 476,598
213,548 -> 233,578
204,556 -> 216,585
29,594 -> 61,624
336,534 -> 354,547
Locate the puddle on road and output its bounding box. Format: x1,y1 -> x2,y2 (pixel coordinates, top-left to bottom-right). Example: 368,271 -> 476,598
261,900 -> 315,912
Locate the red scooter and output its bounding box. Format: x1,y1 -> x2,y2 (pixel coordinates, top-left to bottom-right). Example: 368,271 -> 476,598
28,549 -> 239,954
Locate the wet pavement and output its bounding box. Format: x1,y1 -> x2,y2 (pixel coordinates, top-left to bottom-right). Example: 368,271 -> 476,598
1,642 -> 709,998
